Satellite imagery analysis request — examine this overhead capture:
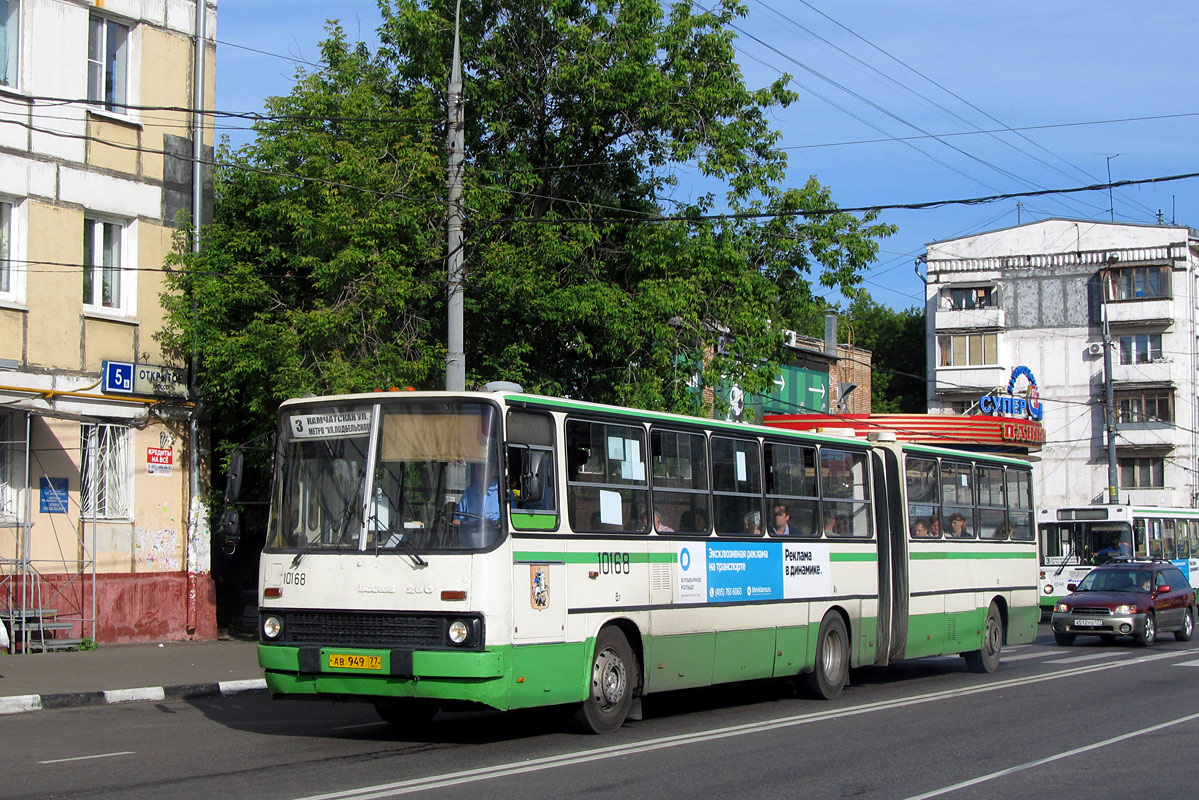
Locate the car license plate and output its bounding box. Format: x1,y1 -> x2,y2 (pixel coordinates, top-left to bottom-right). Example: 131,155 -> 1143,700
1073,619 -> 1102,627
328,653 -> 382,670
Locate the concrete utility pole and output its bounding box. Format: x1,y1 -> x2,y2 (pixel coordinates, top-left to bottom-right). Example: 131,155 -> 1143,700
1106,154 -> 1119,222
444,0 -> 466,391
1102,265 -> 1119,503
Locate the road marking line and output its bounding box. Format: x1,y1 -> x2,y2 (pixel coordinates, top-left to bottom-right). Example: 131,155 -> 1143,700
998,650 -> 1058,662
1173,657 -> 1199,667
104,687 -> 165,704
1045,651 -> 1131,664
292,648 -> 1195,800
904,711 -> 1199,799
38,751 -> 136,765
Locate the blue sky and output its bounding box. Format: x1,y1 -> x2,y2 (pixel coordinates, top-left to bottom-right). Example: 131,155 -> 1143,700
213,1 -> 1199,311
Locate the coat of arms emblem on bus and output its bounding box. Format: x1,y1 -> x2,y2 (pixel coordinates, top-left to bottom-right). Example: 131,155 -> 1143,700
530,565 -> 550,610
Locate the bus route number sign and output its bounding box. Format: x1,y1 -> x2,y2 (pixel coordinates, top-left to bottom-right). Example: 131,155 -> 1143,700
328,653 -> 382,671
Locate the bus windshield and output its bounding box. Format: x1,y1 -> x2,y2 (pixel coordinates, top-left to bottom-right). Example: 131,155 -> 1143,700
267,399 -> 503,553
1039,521 -> 1133,566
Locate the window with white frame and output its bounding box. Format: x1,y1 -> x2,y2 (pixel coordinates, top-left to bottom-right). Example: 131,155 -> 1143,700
938,332 -> 998,367
0,0 -> 17,88
942,286 -> 997,310
80,423 -> 131,519
0,200 -> 11,294
0,412 -> 15,520
87,14 -> 128,112
83,216 -> 128,310
1118,333 -> 1163,365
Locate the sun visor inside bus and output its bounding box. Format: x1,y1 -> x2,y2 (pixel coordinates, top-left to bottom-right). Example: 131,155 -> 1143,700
381,411 -> 491,462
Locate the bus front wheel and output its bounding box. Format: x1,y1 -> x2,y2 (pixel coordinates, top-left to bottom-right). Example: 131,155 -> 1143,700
798,613 -> 848,700
964,603 -> 1003,673
573,627 -> 637,734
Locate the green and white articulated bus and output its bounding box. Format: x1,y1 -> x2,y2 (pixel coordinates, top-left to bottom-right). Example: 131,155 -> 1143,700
1037,505 -> 1199,614
257,387 -> 1040,733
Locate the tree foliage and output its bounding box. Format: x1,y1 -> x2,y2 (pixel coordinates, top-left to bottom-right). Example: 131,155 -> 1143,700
161,0 -> 896,462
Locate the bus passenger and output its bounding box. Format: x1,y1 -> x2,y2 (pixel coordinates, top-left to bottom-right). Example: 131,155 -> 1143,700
743,511 -> 761,535
822,514 -> 841,537
947,512 -> 969,538
929,514 -> 942,536
770,504 -> 794,536
912,518 -> 933,538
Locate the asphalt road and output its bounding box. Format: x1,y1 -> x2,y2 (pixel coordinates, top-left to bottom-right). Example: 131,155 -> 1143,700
6,626 -> 1198,800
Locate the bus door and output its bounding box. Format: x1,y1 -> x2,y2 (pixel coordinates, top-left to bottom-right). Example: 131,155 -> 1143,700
875,448 -> 907,665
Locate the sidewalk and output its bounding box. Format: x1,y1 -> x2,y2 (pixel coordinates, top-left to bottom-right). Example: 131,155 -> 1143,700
0,635 -> 266,715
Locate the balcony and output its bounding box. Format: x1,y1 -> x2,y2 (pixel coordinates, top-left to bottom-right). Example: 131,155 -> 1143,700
934,307 -> 1004,332
1104,298 -> 1174,328
934,365 -> 1009,395
1107,423 -> 1177,450
1111,359 -> 1176,385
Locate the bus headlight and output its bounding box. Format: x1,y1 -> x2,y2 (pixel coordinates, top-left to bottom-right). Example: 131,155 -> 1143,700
447,619 -> 470,645
263,615 -> 283,640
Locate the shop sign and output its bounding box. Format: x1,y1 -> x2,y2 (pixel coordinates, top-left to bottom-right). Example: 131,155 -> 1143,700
978,365 -> 1043,421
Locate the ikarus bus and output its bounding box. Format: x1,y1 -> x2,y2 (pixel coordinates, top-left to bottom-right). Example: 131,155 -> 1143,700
257,386 -> 1040,732
1037,504 -> 1199,614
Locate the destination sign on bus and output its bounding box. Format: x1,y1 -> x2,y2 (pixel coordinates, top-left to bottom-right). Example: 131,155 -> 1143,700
289,411 -> 372,440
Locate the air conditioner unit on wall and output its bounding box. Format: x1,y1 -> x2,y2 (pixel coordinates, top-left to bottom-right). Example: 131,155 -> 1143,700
1087,342 -> 1104,356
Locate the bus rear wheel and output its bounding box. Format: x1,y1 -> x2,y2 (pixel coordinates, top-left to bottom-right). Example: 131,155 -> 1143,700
573,627 -> 637,734
798,613 -> 848,700
964,603 -> 1003,673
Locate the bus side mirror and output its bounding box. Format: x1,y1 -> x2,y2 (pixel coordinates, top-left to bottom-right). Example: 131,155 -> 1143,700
218,508 -> 240,553
520,451 -> 547,504
225,450 -> 244,503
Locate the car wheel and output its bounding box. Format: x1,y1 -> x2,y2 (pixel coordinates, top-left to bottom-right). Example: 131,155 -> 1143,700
798,613 -> 849,699
1135,613 -> 1156,647
964,603 -> 1003,673
1053,631 -> 1075,646
1176,607 -> 1194,642
572,627 -> 637,734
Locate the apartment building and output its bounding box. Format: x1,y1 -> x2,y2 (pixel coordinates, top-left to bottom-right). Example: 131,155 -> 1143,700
923,219 -> 1199,511
0,0 -> 216,644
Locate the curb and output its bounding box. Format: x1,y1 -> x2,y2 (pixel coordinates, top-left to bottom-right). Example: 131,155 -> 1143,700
0,678 -> 267,715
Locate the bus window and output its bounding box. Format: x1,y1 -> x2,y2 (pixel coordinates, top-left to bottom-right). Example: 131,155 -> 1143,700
565,419 -> 648,533
506,411 -> 557,531
1134,518 -> 1149,559
1162,519 -> 1176,560
765,442 -> 818,537
651,428 -> 710,535
905,456 -> 939,538
976,466 -> 1006,539
1006,469 -> 1034,541
1147,519 -> 1163,559
940,461 -> 975,539
711,436 -> 761,536
1179,521 -> 1192,559
821,447 -> 871,538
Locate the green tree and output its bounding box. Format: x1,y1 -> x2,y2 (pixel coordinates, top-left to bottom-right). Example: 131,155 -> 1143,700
162,0 -> 896,472
843,292 -> 926,413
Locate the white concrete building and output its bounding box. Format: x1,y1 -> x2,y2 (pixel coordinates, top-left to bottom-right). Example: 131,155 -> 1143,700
923,219 -> 1199,510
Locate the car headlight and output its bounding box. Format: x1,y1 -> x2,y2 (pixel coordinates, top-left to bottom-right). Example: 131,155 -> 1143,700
263,615 -> 282,640
1055,603 -> 1069,612
447,619 -> 470,645
1114,604 -> 1138,614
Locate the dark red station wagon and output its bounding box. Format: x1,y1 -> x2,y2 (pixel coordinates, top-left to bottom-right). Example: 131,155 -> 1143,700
1051,560 -> 1196,647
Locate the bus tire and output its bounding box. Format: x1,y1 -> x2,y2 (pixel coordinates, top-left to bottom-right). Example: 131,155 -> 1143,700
964,603 -> 1003,673
373,698 -> 439,730
799,613 -> 848,700
573,627 -> 637,734
1175,608 -> 1194,642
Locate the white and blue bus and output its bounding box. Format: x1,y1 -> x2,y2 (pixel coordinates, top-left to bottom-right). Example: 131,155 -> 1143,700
1037,504 -> 1199,613
257,387 -> 1040,732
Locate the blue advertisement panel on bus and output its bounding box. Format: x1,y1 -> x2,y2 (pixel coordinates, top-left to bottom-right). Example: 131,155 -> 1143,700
675,541 -> 833,603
